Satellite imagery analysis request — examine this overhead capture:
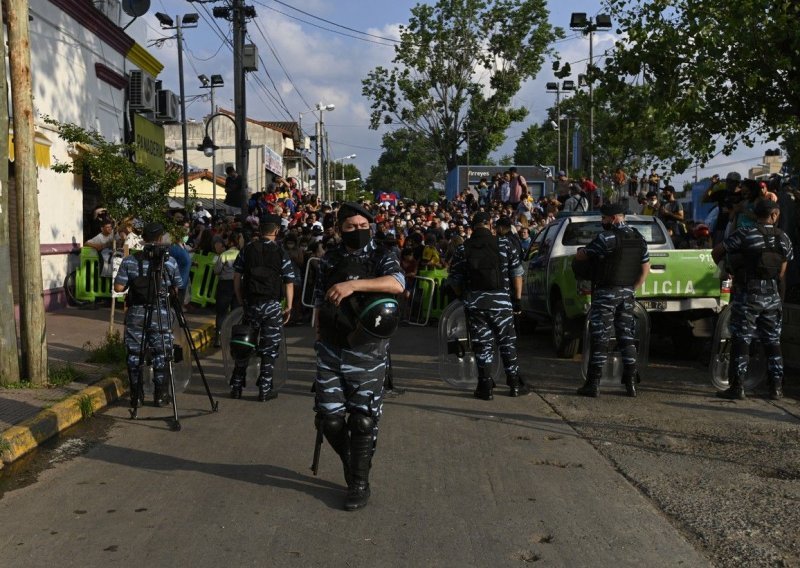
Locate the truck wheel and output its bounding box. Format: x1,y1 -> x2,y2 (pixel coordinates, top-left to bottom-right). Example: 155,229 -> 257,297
553,303 -> 580,358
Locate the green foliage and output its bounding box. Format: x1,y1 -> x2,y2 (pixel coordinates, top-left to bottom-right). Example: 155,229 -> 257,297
513,122 -> 558,168
44,117 -> 180,230
84,331 -> 127,365
77,395 -> 94,419
602,0 -> 800,172
1,380 -> 33,389
366,128 -> 444,200
48,364 -> 87,387
362,0 -> 560,172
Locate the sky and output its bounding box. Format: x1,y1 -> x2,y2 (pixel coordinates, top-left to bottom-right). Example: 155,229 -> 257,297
133,0 -> 775,189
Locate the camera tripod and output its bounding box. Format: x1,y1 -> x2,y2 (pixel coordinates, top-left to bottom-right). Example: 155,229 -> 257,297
129,245 -> 219,430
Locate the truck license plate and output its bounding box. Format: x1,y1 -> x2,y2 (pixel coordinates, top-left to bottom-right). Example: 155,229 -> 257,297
640,300 -> 667,311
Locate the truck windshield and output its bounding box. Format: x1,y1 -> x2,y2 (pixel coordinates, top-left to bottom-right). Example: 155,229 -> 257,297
562,221 -> 668,246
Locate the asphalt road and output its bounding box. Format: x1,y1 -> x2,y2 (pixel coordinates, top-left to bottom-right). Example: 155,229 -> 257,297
0,320 -> 797,567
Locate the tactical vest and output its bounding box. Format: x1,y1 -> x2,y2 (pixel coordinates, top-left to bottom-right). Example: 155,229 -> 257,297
464,230 -> 503,291
127,255 -> 157,306
243,240 -> 283,302
728,226 -> 785,282
595,228 -> 646,287
317,247 -> 383,347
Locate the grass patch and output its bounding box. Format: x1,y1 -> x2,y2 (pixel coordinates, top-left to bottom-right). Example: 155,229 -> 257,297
48,364 -> 87,387
77,395 -> 94,419
85,331 -> 127,365
0,438 -> 11,454
1,380 -> 34,390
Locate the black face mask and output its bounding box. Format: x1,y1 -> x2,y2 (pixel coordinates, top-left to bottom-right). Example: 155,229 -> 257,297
342,228 -> 371,250
602,222 -> 614,231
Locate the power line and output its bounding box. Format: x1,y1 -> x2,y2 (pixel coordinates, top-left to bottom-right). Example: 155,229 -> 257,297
251,1 -> 396,48
250,18 -> 313,110
267,0 -> 400,43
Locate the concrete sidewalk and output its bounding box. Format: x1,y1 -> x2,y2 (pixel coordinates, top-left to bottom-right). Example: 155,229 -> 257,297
0,304 -> 216,467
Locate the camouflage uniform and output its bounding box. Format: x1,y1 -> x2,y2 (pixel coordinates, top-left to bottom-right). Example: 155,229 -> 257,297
313,239 -> 404,509
448,228 -> 525,396
582,223 -> 649,395
114,250 -> 183,402
230,238 -> 295,398
722,223 -> 793,396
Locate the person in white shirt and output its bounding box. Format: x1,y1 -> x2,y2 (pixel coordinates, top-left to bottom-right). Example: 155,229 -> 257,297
85,220 -> 115,251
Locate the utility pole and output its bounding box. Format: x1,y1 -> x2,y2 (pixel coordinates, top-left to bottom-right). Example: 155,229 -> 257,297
325,132 -> 331,203
232,0 -> 248,212
7,0 -> 47,384
315,120 -> 322,199
0,14 -> 21,385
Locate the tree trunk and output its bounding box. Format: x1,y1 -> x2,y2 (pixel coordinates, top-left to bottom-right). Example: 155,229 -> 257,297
6,0 -> 48,384
0,16 -> 21,385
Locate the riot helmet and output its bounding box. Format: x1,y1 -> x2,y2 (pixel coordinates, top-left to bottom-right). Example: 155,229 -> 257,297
343,294 -> 400,346
229,324 -> 257,361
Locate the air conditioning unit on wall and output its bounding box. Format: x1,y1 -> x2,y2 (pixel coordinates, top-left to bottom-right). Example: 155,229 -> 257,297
129,70 -> 156,112
156,89 -> 180,122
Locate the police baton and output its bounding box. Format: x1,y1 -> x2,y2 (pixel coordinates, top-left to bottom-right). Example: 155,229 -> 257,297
311,422 -> 323,476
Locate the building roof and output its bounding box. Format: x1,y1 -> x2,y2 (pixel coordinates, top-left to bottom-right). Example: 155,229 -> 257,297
216,108 -> 298,139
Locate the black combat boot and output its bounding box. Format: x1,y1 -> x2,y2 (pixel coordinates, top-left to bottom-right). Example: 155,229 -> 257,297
345,415 -> 374,511
318,414 -> 352,486
717,376 -> 746,400
507,373 -> 532,397
257,385 -> 278,402
622,367 -> 638,398
229,372 -> 245,399
577,366 -> 602,397
769,379 -> 783,400
473,368 -> 494,401
153,384 -> 169,407
128,369 -> 143,409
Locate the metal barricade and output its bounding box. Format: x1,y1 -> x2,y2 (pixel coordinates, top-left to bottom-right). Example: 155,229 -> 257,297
404,275 -> 436,326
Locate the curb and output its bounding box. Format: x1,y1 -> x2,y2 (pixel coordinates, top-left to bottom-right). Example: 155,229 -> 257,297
0,320 -> 216,469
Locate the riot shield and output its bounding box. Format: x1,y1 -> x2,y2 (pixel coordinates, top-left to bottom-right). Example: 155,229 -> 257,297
437,300 -> 503,389
709,306 -> 765,391
580,302 -> 650,384
219,307 -> 288,390
141,309 -> 192,394
301,257 -> 320,308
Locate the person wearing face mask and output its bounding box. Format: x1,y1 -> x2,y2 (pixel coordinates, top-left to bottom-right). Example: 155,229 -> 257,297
574,203 -> 650,398
641,191 -> 660,216
312,202 -> 404,511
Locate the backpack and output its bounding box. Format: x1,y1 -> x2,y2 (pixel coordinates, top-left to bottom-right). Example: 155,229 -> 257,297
464,232 -> 503,291
128,255 -> 157,306
243,240 -> 283,302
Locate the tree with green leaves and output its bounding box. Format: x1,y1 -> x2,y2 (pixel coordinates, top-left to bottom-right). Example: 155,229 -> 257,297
602,0 -> 799,173
46,118 -> 179,228
46,117 -> 180,334
366,128 -> 444,201
362,0 -> 559,173
512,122 -> 558,169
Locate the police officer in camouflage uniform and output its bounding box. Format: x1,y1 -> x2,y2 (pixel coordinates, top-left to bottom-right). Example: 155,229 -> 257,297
448,212 -> 530,400
114,223 -> 183,409
575,203 -> 650,398
231,214 -> 295,401
313,202 -> 404,511
712,200 -> 793,400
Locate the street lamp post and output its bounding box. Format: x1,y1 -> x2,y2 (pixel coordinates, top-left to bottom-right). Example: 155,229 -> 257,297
155,12 -> 199,209
198,74 -> 224,212
333,154 -> 356,193
546,80 -> 575,175
570,12 -> 612,185
312,103 -> 335,200
197,113 -> 249,208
